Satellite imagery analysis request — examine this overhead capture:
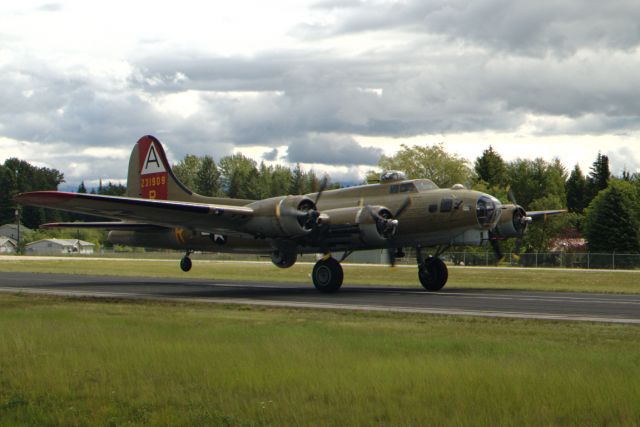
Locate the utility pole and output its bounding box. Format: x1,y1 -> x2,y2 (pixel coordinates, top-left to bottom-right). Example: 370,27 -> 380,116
15,207 -> 20,255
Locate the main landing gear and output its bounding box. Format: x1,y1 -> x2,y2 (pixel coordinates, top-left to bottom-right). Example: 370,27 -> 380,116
416,247 -> 448,291
180,250 -> 193,272
312,256 -> 344,293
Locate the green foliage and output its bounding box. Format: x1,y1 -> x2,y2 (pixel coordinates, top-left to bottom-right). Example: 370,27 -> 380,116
194,155 -> 220,196
218,153 -> 259,199
0,158 -> 65,228
474,145 -> 507,188
289,163 -> 305,195
172,154 -> 201,190
378,143 -> 474,187
505,158 -> 567,210
584,180 -> 640,254
522,198 -> 578,253
565,164 -> 587,213
585,152 -> 611,205
97,182 -> 126,196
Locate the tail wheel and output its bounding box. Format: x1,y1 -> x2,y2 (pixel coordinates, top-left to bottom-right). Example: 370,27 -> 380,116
418,257 -> 448,291
180,256 -> 192,272
312,257 -> 344,293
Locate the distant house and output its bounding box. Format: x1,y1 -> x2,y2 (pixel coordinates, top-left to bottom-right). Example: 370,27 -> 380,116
0,237 -> 17,254
26,239 -> 95,255
0,223 -> 32,241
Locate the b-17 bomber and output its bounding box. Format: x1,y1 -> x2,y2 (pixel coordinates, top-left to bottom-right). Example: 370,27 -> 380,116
15,136 -> 565,292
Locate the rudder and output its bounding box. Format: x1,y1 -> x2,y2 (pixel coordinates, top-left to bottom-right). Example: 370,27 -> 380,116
126,135 -> 195,201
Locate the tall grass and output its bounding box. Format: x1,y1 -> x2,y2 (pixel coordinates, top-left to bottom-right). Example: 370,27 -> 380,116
1,294 -> 639,426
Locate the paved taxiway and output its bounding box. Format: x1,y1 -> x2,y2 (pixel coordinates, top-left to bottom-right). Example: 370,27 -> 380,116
1,272 -> 639,324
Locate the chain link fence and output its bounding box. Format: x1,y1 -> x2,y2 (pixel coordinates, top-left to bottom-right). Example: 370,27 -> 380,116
442,251 -> 640,270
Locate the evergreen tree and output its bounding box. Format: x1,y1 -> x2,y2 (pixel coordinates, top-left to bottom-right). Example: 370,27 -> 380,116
98,182 -> 126,196
2,158 -> 64,228
77,181 -> 87,193
256,162 -> 273,199
585,152 -> 610,204
565,164 -> 586,213
474,146 -> 506,187
289,163 -> 304,195
584,181 -> 640,253
0,165 -> 17,224
270,165 -> 293,197
218,153 -> 259,199
194,155 -> 220,196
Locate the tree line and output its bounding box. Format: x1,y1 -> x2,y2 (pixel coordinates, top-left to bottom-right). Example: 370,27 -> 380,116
2,144 -> 639,255
171,153 -> 333,199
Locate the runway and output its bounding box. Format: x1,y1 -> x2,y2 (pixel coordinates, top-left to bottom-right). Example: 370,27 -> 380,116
1,272 -> 639,324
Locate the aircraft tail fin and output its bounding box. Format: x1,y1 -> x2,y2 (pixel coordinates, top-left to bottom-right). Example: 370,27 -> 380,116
126,135 -> 195,202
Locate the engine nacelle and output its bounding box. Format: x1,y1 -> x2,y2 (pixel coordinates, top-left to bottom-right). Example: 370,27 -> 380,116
493,205 -> 530,238
322,205 -> 396,246
244,195 -> 317,238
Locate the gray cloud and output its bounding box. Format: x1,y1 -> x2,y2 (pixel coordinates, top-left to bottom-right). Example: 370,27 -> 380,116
303,0 -> 640,56
262,148 -> 279,161
37,3 -> 63,12
607,146 -> 640,175
2,0 -> 640,187
286,134 -> 382,165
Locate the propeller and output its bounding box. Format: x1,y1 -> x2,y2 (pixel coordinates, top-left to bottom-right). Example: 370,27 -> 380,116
489,186 -> 530,263
289,176 -> 330,230
363,197 -> 411,267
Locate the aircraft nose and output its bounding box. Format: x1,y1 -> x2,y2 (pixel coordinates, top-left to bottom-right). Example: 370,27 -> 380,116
476,194 -> 501,228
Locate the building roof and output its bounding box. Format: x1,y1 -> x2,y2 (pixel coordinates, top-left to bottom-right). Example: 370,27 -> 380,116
0,237 -> 17,247
26,238 -> 95,247
0,223 -> 33,232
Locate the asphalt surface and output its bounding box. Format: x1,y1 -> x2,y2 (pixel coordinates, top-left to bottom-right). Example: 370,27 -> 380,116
1,271 -> 639,324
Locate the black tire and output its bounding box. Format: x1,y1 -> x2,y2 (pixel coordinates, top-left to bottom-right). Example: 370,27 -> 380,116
312,258 -> 344,293
180,256 -> 192,272
271,250 -> 297,268
418,257 -> 448,291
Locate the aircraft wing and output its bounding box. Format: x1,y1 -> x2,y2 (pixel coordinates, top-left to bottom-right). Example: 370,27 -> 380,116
528,209 -> 567,219
15,191 -> 253,233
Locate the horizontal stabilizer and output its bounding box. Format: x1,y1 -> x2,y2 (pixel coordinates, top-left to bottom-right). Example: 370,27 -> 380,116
41,222 -> 169,231
15,191 -> 254,233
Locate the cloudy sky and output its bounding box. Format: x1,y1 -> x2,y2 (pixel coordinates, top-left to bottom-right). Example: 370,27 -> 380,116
1,0 -> 640,189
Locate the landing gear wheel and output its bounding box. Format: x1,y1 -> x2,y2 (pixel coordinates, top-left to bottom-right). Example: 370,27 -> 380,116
180,255 -> 192,272
312,257 -> 343,293
418,257 -> 448,291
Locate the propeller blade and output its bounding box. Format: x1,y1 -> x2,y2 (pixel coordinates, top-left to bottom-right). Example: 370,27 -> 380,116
314,176 -> 329,205
386,248 -> 396,267
507,187 -> 517,205
489,239 -> 503,262
394,197 -> 412,218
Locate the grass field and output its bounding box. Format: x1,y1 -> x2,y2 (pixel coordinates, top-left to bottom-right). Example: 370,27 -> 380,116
1,256 -> 639,294
0,293 -> 639,426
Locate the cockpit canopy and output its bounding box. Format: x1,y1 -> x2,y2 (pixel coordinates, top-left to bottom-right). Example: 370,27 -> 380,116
380,171 -> 407,183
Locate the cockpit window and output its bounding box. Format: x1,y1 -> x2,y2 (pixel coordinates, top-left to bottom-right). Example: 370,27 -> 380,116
476,195 -> 499,226
414,179 -> 438,191
389,182 -> 417,194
